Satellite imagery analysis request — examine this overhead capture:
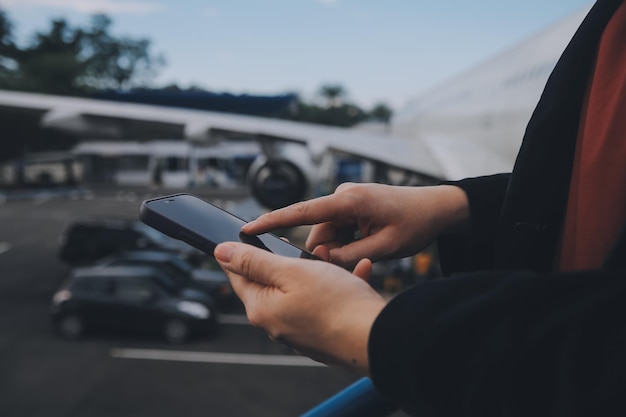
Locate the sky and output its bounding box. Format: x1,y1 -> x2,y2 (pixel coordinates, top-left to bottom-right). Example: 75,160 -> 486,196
0,0 -> 594,111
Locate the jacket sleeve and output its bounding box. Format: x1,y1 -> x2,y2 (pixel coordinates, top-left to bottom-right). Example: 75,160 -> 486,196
437,174 -> 510,275
368,268 -> 626,417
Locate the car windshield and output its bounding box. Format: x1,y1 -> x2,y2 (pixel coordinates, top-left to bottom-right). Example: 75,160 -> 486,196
153,262 -> 188,286
149,271 -> 179,294
168,256 -> 192,275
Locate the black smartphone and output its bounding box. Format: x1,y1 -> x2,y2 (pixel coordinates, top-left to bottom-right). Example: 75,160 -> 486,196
139,193 -> 319,260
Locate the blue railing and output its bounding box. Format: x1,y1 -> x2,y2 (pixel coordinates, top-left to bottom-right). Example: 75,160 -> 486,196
300,377 -> 399,417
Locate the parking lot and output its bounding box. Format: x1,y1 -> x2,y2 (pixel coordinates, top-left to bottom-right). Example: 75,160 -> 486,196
0,187 -> 360,417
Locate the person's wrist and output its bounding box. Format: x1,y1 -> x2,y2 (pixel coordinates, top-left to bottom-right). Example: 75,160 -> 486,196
433,185 -> 470,235
330,296 -> 387,376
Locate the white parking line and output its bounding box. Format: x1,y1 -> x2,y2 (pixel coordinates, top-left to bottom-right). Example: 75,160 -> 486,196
0,242 -> 11,255
110,348 -> 326,367
220,314 -> 250,325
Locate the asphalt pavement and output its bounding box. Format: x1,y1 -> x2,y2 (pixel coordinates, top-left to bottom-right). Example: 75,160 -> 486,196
0,186 -> 362,417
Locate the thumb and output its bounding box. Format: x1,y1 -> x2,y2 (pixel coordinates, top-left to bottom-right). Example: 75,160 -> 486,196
214,242 -> 286,288
352,258 -> 372,282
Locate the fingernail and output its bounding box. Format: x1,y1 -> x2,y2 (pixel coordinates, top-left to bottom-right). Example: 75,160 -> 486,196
242,220 -> 256,231
215,243 -> 235,262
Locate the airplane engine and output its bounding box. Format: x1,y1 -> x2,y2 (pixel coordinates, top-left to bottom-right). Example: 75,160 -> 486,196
246,155 -> 309,210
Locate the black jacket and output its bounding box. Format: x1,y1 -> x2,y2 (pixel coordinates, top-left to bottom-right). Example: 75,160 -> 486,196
368,1 -> 626,416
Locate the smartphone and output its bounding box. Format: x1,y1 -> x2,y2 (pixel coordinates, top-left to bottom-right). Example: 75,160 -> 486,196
139,193 -> 319,260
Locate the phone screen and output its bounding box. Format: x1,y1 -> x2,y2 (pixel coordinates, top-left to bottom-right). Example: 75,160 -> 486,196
140,193 -> 317,260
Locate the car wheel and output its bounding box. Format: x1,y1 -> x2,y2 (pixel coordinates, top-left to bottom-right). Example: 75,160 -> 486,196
164,319 -> 189,344
58,315 -> 84,340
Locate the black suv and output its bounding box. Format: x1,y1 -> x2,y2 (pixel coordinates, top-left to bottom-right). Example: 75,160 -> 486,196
94,250 -> 237,310
50,265 -> 219,343
58,219 -> 203,266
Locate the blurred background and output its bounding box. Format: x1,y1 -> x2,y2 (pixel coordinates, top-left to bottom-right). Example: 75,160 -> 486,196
0,1 -> 592,416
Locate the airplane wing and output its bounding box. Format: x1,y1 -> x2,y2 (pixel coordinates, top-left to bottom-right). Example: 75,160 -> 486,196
420,133 -> 514,180
0,89 -> 447,181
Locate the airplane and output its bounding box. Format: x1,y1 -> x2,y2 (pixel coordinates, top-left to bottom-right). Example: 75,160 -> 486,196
0,4 -> 590,210
391,4 -> 590,179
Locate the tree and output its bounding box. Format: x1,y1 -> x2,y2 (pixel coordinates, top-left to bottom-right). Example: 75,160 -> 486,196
318,83 -> 347,108
9,19 -> 85,94
368,102 -> 393,123
0,10 -> 164,95
0,10 -> 16,81
79,14 -> 165,90
0,10 -> 13,55
287,93 -> 368,128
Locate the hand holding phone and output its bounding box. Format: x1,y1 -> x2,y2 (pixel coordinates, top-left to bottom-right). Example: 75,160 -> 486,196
139,193 -> 319,260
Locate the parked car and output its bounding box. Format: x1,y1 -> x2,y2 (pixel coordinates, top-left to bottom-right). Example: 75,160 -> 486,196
93,250 -> 237,310
50,265 -> 219,343
57,219 -> 205,266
